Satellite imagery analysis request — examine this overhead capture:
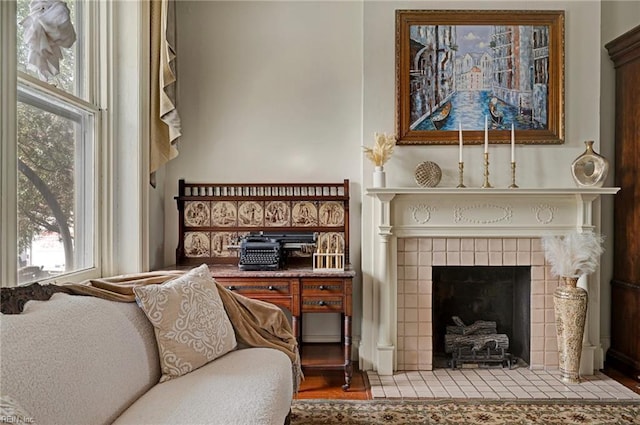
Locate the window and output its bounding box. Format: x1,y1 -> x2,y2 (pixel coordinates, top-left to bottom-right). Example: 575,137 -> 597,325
15,0 -> 100,284
17,87 -> 96,283
17,0 -> 83,98
3,0 -> 149,286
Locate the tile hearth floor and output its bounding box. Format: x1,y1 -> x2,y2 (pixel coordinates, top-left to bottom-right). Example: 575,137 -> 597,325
368,368 -> 640,400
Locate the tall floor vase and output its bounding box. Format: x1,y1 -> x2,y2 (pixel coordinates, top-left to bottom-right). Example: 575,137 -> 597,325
554,277 -> 587,383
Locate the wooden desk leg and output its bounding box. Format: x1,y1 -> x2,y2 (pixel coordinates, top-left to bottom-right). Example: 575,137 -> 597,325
342,315 -> 352,391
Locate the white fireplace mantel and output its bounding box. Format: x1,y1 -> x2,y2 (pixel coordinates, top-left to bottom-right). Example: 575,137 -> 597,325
360,187 -> 619,375
367,187 -> 619,237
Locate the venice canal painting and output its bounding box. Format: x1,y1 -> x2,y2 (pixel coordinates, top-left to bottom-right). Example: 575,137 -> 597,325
408,23 -> 551,133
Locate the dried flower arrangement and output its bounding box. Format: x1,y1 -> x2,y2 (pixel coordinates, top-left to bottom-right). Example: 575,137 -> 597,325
542,231 -> 604,278
363,132 -> 396,167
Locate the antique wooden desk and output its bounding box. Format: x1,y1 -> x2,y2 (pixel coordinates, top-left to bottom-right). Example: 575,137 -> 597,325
208,265 -> 355,390
174,180 -> 354,389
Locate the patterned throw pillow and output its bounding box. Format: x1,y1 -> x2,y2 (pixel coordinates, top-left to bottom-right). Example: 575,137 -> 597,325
134,264 -> 237,382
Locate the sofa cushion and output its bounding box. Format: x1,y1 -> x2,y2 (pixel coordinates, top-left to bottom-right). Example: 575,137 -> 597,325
0,293 -> 160,425
133,264 -> 237,382
113,347 -> 293,425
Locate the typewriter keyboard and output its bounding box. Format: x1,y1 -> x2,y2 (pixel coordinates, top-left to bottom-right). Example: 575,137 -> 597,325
240,251 -> 279,265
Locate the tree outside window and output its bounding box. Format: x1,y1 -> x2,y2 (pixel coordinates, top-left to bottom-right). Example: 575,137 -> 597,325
16,0 -> 95,283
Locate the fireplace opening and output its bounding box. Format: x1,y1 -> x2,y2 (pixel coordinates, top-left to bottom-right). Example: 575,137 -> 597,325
432,266 -> 531,368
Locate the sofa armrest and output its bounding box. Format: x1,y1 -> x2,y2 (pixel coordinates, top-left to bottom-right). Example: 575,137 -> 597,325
1,282 -> 72,314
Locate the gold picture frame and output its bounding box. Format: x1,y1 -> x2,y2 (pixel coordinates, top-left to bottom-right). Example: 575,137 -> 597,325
396,9 -> 565,145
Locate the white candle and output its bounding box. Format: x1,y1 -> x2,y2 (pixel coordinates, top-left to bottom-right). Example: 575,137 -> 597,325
484,115 -> 488,153
458,121 -> 463,162
511,123 -> 515,162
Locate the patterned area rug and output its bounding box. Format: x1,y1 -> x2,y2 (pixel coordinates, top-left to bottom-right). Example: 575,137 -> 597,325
291,399 -> 640,424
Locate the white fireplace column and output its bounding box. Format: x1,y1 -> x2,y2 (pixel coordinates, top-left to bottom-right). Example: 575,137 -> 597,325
373,193 -> 396,375
363,188 -> 618,376
578,274 -> 598,374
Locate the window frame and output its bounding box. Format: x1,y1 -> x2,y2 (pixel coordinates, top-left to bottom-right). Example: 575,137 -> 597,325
2,0 -> 151,287
1,0 -> 19,287
15,0 -> 102,284
17,81 -> 98,281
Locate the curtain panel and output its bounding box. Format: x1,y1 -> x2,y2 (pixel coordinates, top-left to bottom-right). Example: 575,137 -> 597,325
150,0 -> 181,177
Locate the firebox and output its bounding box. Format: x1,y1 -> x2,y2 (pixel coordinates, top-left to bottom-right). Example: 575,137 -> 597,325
432,266 -> 531,368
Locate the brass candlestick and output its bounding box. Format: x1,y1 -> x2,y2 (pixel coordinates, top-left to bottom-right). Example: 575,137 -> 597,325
482,152 -> 492,188
509,161 -> 519,188
457,162 -> 466,188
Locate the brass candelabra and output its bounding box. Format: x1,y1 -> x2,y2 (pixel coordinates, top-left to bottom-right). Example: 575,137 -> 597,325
482,152 -> 492,188
509,161 -> 519,188
457,162 -> 466,188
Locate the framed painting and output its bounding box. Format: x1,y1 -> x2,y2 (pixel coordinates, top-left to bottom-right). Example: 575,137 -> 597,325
395,10 -> 565,145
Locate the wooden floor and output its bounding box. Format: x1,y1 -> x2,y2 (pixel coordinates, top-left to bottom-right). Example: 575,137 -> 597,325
602,366 -> 640,396
295,364 -> 640,400
295,365 -> 370,400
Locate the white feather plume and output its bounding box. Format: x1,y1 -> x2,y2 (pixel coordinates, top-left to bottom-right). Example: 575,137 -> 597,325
542,231 -> 604,278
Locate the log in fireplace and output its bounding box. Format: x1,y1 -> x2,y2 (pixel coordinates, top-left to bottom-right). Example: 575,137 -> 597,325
445,316 -> 514,369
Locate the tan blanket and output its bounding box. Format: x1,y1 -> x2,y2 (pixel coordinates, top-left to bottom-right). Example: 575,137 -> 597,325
55,270 -> 302,392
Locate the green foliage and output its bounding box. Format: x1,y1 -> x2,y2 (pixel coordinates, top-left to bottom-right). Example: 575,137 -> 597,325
17,102 -> 75,254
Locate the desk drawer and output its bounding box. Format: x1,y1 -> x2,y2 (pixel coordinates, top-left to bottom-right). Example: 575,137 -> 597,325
301,280 -> 344,296
302,296 -> 343,312
254,296 -> 294,312
216,279 -> 292,296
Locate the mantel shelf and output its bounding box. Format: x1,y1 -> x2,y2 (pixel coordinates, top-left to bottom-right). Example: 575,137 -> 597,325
366,187 -> 620,196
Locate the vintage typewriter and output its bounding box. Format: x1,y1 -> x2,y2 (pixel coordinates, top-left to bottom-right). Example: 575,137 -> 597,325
238,232 -> 316,271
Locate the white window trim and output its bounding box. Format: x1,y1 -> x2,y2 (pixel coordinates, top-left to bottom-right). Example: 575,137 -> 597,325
1,0 -> 151,286
1,0 -> 18,287
106,0 -> 150,276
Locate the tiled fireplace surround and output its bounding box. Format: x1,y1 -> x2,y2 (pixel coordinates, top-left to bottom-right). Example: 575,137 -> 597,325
396,236 -> 551,371
362,188 -> 619,377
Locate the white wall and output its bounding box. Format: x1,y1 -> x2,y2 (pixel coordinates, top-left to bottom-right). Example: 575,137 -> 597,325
599,0 -> 640,359
165,1 -> 363,342
149,167 -> 166,271
363,1 -> 602,189
159,0 -> 629,353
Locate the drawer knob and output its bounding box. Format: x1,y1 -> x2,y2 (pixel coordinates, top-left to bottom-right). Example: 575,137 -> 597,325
318,300 -> 326,306
319,285 -> 326,291
268,285 -> 275,291
227,285 -> 236,291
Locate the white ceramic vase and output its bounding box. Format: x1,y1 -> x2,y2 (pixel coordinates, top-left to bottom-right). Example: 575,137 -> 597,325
373,166 -> 386,188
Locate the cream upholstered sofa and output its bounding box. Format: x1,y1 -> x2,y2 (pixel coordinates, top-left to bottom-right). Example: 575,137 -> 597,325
0,267 -> 294,425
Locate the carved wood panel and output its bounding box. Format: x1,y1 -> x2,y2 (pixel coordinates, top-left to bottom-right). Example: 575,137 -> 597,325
175,180 -> 350,266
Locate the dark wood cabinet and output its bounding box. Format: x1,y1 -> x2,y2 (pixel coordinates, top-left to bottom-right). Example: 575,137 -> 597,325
605,24 -> 640,380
